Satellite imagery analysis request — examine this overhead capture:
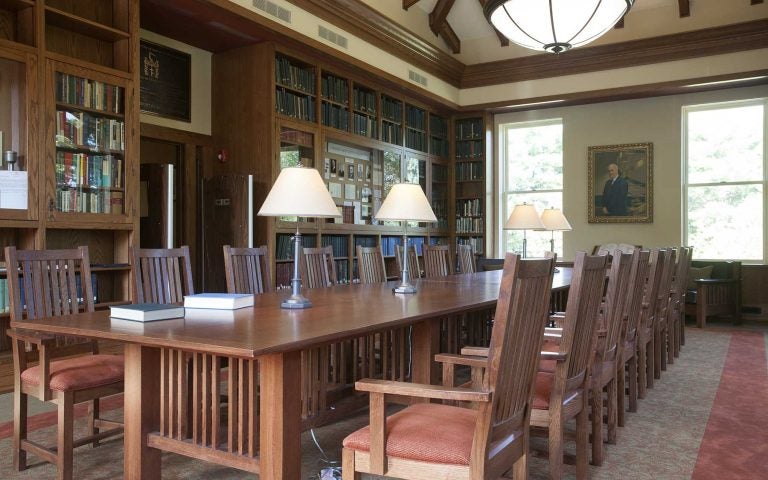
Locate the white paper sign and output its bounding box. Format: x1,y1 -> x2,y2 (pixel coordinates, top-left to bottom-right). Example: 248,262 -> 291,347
0,171 -> 28,209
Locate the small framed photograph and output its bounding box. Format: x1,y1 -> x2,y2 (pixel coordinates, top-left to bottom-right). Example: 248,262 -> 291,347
587,142 -> 653,223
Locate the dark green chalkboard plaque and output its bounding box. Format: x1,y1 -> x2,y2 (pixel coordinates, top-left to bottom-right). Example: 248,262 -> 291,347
140,41 -> 191,122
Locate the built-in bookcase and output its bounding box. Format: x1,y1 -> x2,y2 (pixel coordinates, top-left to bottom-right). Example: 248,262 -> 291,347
454,116 -> 488,257
352,83 -> 377,138
380,94 -> 403,145
275,54 -> 316,123
405,104 -> 426,152
320,71 -> 349,132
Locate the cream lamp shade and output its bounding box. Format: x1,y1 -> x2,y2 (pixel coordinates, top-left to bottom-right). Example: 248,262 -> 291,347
484,0 -> 634,54
257,166 -> 341,218
504,203 -> 544,230
540,207 -> 572,231
375,183 -> 437,223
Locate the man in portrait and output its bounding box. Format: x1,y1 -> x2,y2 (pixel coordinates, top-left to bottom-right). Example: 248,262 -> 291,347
602,163 -> 628,215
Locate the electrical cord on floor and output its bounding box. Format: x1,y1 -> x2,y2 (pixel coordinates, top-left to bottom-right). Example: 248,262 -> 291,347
309,427 -> 342,479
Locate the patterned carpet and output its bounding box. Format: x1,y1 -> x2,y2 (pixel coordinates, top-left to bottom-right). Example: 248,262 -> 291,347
0,324 -> 764,479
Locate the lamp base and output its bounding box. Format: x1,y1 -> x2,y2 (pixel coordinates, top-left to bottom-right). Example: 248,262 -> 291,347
281,294 -> 313,309
393,284 -> 417,294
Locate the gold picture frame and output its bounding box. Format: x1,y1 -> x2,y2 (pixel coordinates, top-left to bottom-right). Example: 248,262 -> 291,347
587,142 -> 653,223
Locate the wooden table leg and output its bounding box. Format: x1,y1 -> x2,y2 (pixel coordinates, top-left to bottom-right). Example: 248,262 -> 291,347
411,318 -> 440,385
124,344 -> 161,480
259,350 -> 302,479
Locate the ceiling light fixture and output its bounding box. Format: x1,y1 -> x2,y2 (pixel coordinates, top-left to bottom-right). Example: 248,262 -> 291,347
484,0 -> 634,54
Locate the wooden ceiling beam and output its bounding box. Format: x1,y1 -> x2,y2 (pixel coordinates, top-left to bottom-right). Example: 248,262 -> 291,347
678,0 -> 691,17
493,27 -> 510,47
429,0 -> 454,35
614,17 -> 625,29
751,0 -> 764,4
403,0 -> 421,9
439,21 -> 461,54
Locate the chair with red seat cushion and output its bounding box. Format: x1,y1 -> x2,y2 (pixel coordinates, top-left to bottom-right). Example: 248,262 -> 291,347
5,246 -> 124,480
342,254 -> 555,479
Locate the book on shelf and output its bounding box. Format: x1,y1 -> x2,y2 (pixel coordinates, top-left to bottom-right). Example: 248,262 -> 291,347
183,293 -> 254,310
109,303 -> 185,322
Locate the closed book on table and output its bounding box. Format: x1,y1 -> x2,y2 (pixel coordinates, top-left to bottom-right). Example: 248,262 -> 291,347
183,293 -> 254,310
110,303 -> 185,322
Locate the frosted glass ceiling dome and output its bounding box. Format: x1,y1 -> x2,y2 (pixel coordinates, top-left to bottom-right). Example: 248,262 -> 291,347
484,0 -> 635,54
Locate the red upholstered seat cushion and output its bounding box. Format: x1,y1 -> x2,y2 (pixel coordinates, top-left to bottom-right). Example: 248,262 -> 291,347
21,354 -> 124,392
533,371 -> 555,410
343,402 -> 477,465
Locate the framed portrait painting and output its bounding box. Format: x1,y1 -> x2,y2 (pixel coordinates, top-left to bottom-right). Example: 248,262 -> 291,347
587,142 -> 653,223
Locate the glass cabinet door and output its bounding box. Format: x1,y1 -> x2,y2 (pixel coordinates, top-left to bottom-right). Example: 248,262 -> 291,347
278,126 -> 315,222
0,55 -> 33,218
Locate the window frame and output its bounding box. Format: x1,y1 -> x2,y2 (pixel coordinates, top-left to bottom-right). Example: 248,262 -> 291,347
682,97 -> 768,263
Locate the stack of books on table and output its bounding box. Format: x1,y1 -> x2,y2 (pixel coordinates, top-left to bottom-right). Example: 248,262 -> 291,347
109,303 -> 185,322
183,293 -> 254,310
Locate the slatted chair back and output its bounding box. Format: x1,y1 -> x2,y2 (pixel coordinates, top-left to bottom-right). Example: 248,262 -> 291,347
356,245 -> 387,284
456,243 -> 476,274
301,245 -> 337,289
669,246 -> 692,316
5,246 -> 95,322
422,244 -> 453,278
223,245 -> 272,294
653,249 -> 677,330
559,252 -> 609,381
473,254 -> 555,472
394,244 -> 421,279
639,249 -> 668,332
622,249 -> 651,343
599,250 -> 634,363
131,246 -> 194,304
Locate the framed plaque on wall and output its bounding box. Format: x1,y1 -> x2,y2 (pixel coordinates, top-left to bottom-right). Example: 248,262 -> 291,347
140,40 -> 191,122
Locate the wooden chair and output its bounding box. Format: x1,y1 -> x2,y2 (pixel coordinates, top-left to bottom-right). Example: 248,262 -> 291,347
667,246 -> 692,361
684,259 -> 742,328
223,245 -> 272,294
530,252 -> 608,479
394,244 -> 421,279
5,246 -> 124,480
342,254 -> 556,480
456,244 -> 476,274
653,248 -> 676,380
636,249 -> 669,398
130,246 -> 194,303
616,249 -> 651,426
422,244 -> 453,278
589,250 -> 633,465
301,245 -> 337,289
356,245 -> 387,284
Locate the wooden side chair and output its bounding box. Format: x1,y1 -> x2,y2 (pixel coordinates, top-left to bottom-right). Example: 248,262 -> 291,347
356,245 -> 387,284
5,246 -> 124,480
531,251 -> 608,479
667,246 -> 692,361
301,245 -> 337,289
589,250 -> 633,465
422,244 -> 453,278
394,244 -> 421,279
636,248 -> 669,398
342,254 -> 556,479
223,245 -> 272,294
616,249 -> 651,426
456,244 -> 476,274
653,248 -> 676,380
131,246 -> 194,303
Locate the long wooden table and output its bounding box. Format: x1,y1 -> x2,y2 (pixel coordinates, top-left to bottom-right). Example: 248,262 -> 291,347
11,268 -> 571,479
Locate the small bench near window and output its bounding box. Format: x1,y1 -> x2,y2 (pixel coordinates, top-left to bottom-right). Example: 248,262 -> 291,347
684,260 -> 741,328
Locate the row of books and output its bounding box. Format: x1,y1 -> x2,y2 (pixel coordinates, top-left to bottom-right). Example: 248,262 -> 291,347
380,235 -> 429,256
455,139 -> 484,158
455,118 -> 483,140
275,56 -> 316,94
56,73 -> 123,114
381,96 -> 403,123
429,115 -> 447,138
381,123 -> 402,145
430,136 -> 449,157
433,165 -> 448,182
353,88 -> 376,114
56,110 -> 125,152
352,113 -> 377,138
456,217 -> 484,234
321,74 -> 348,104
354,236 -> 377,248
405,105 -> 426,130
321,103 -> 350,131
456,161 -> 484,181
431,200 -> 448,227
0,273 -> 99,313
457,237 -> 484,255
275,234 -> 318,260
56,188 -> 123,214
0,278 -> 10,313
405,129 -> 427,152
457,198 -> 482,216
275,88 -> 316,122
280,129 -> 313,147
56,152 -> 123,189
321,235 -> 349,258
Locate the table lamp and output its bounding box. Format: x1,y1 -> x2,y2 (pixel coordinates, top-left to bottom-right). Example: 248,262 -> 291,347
375,183 -> 437,293
503,202 -> 544,258
258,166 -> 341,308
540,207 -> 572,254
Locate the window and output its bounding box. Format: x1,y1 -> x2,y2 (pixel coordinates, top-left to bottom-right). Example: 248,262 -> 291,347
683,99 -> 766,261
499,119 -> 564,257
